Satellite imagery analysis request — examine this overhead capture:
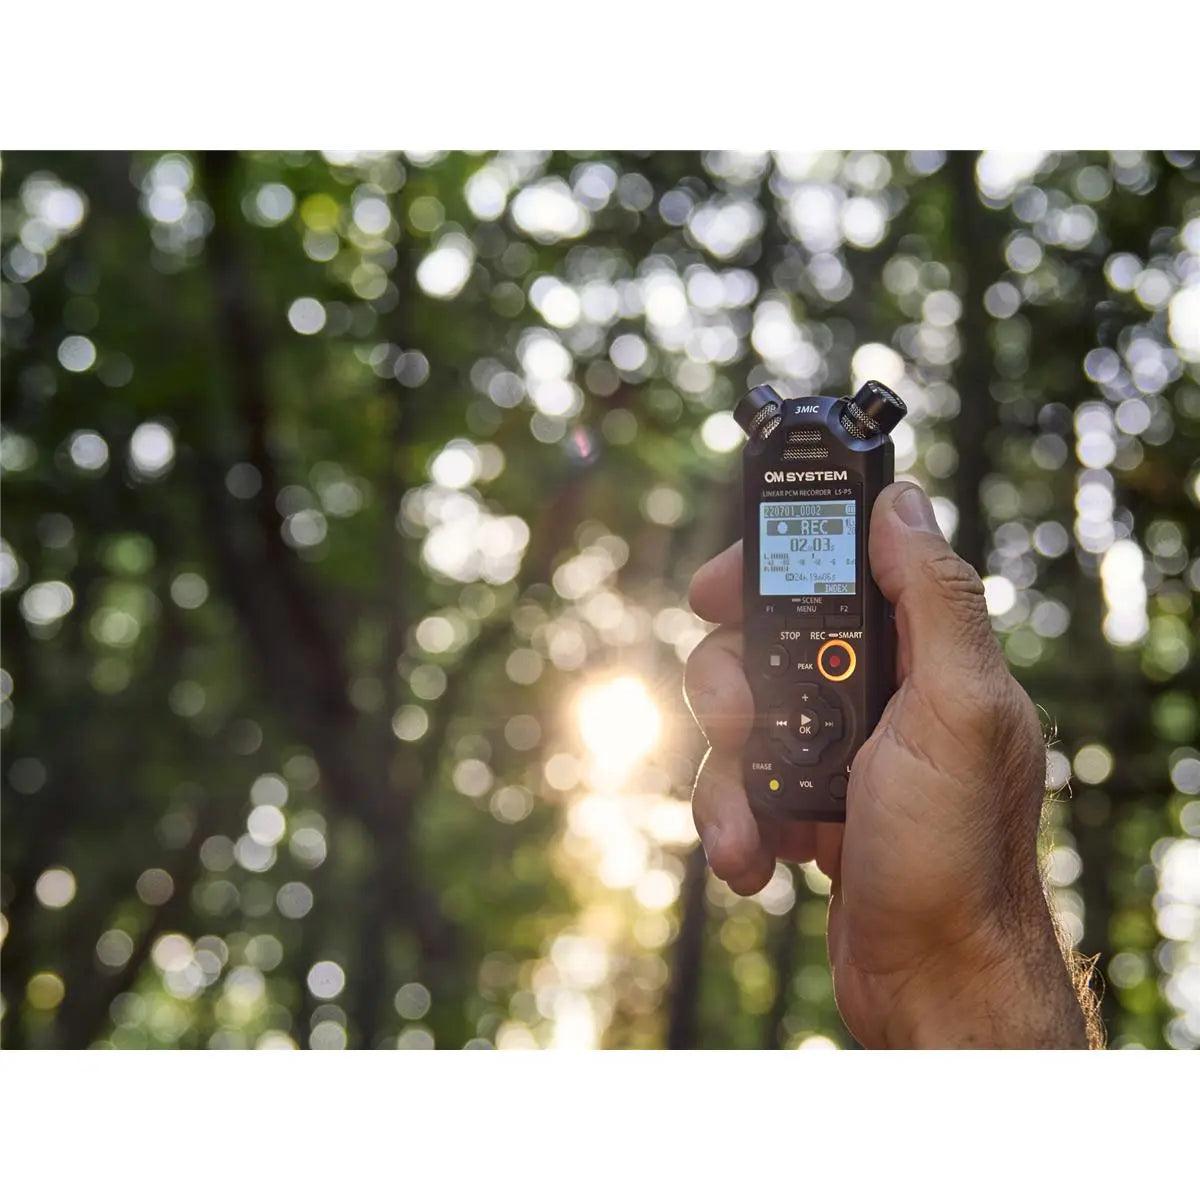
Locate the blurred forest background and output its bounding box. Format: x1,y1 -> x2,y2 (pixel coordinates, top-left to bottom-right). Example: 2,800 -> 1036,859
2,150 -> 1198,1051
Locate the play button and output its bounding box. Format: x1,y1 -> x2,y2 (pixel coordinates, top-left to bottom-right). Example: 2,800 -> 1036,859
794,708 -> 820,738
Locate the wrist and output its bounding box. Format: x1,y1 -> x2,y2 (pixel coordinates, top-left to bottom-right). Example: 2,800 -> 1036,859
885,902 -> 1090,1049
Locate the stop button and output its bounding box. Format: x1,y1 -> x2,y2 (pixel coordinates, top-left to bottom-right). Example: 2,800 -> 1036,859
817,638 -> 856,682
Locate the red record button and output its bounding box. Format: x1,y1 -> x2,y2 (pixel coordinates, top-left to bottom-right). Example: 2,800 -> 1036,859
817,638 -> 856,682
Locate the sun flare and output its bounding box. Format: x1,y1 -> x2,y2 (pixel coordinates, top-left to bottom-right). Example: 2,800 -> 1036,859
575,675 -> 662,775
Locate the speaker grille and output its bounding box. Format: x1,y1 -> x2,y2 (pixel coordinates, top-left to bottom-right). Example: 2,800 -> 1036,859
783,427 -> 828,460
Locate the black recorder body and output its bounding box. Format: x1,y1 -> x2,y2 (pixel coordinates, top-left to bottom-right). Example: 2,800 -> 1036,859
735,380 -> 907,822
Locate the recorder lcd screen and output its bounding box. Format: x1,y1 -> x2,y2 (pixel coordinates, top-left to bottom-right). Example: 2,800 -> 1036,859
759,500 -> 857,596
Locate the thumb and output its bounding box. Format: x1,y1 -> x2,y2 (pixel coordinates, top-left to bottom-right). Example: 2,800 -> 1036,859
869,483 -> 1005,686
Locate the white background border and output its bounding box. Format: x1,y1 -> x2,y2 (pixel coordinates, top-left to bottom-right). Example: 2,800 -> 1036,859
3,2 -> 1195,1192
2,0 -> 1196,148
2,1051 -> 1194,1195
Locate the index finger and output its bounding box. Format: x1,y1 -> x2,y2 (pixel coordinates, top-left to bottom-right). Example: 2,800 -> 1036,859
688,540 -> 743,625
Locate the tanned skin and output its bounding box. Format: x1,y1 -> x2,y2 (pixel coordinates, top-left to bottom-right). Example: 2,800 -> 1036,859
684,482 -> 1098,1049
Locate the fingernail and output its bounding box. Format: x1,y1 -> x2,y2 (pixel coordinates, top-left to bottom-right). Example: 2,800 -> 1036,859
700,824 -> 722,864
894,486 -> 943,536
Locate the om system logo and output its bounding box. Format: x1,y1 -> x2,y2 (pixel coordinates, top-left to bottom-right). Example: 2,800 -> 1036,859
763,470 -> 848,483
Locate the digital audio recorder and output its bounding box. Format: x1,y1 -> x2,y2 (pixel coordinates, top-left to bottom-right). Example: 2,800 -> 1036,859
734,380 -> 907,822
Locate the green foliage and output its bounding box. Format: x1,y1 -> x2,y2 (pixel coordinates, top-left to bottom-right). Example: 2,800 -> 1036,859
2,150 -> 1198,1050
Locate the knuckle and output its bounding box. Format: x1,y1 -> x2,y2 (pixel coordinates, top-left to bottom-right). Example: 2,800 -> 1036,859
708,846 -> 747,885
970,679 -> 1046,801
913,551 -> 1014,710
918,660 -> 1039,773
955,672 -> 1026,740
689,747 -> 715,803
682,633 -> 721,709
682,629 -> 713,677
683,627 -> 734,684
682,630 -> 749,744
998,681 -> 1048,798
918,551 -> 989,630
690,749 -> 733,816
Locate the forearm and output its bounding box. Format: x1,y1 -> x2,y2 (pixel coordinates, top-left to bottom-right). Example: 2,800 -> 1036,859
885,905 -> 1096,1049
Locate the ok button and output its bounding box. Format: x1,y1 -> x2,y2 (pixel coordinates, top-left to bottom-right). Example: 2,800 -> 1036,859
793,707 -> 821,739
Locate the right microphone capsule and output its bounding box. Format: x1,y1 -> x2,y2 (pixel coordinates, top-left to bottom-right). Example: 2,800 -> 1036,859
839,379 -> 907,439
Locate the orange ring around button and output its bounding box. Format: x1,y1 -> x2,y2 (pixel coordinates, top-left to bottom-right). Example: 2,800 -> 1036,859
817,638 -> 856,682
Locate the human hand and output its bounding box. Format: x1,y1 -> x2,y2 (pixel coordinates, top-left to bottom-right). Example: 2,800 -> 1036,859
684,482 -> 1095,1048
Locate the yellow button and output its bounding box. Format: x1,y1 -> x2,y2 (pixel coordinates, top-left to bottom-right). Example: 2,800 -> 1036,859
768,778 -> 781,792
817,638 -> 856,682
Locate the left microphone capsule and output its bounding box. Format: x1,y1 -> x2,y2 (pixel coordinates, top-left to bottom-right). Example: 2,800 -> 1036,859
734,384 -> 784,442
